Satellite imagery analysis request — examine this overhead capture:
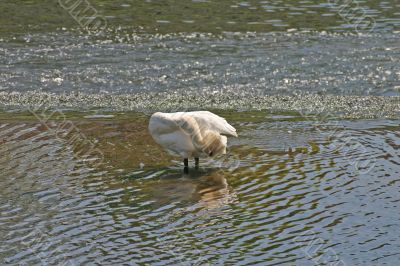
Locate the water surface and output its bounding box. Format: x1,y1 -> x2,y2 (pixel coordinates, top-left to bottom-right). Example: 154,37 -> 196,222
1,0 -> 400,265
1,112 -> 399,265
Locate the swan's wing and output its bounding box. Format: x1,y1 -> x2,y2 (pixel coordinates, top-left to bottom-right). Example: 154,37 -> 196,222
149,112 -> 181,135
187,111 -> 237,137
150,111 -> 237,138
149,112 -> 196,157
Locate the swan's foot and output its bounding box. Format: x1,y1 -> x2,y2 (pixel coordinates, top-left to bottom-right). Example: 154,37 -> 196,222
195,157 -> 199,170
184,158 -> 189,173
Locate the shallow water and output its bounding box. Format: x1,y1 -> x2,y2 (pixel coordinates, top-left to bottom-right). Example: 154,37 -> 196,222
0,112 -> 399,265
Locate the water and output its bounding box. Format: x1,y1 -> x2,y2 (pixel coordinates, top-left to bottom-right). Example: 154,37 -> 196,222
1,32 -> 400,96
0,1 -> 400,97
1,0 -> 400,265
1,0 -> 400,34
0,112 -> 399,265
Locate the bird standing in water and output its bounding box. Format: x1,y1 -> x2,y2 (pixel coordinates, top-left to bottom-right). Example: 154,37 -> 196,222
148,111 -> 237,173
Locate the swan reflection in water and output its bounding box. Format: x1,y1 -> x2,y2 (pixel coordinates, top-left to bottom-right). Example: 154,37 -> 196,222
147,169 -> 237,209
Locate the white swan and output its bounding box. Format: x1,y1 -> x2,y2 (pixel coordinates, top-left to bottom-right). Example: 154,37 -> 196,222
149,111 -> 237,171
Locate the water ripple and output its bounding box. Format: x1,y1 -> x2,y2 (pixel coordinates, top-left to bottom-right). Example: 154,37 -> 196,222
1,115 -> 400,264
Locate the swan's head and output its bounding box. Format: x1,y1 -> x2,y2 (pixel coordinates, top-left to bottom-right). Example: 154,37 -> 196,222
201,132 -> 227,157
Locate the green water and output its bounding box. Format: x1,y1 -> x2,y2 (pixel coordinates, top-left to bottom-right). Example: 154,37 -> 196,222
1,0 -> 400,36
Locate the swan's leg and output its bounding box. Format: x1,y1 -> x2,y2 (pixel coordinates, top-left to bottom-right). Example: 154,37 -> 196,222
184,158 -> 189,173
195,158 -> 199,169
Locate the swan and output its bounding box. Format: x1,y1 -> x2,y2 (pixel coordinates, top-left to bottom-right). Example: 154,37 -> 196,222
149,111 -> 237,172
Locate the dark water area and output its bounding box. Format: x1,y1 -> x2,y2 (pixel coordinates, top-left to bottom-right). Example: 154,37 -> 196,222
1,0 -> 400,34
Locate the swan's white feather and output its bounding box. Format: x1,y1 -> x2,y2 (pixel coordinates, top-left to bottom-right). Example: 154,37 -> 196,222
148,111 -> 237,159
181,111 -> 237,137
